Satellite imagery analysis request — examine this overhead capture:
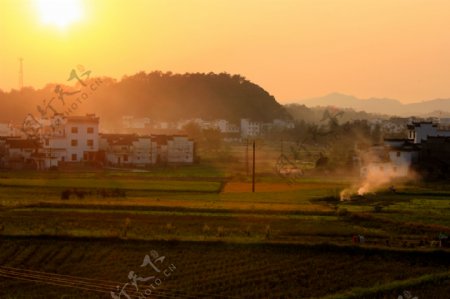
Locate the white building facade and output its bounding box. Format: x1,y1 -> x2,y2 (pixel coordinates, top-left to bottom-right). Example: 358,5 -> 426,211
39,114 -> 100,169
407,122 -> 450,144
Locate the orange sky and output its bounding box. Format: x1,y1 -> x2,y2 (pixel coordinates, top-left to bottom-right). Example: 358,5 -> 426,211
1,0 -> 450,103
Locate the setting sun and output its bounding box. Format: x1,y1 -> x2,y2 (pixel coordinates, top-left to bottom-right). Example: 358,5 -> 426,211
35,0 -> 83,29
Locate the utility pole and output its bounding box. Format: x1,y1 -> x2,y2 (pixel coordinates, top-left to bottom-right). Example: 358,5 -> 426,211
281,138 -> 283,155
19,57 -> 24,90
252,140 -> 255,193
246,138 -> 249,176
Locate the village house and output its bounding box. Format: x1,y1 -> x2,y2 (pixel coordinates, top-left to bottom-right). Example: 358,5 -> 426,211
360,120 -> 450,178
122,116 -> 151,129
166,135 -> 195,164
240,118 -> 261,138
100,134 -> 156,166
418,136 -> 450,179
407,121 -> 450,144
0,114 -> 195,170
359,139 -> 419,178
37,114 -> 100,169
0,123 -> 18,137
99,133 -> 194,167
1,138 -> 40,169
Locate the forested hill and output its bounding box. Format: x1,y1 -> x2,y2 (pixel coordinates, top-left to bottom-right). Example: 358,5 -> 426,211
0,72 -> 290,125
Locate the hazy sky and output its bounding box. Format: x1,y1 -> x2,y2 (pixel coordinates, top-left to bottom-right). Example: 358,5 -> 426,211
1,0 -> 450,103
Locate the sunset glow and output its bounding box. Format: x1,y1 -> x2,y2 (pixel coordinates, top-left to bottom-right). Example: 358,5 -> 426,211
1,1 -> 450,103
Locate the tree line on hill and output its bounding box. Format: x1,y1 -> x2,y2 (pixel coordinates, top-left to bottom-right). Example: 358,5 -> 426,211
0,72 -> 289,129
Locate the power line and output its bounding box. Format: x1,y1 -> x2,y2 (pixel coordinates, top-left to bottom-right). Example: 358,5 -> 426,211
0,266 -> 238,299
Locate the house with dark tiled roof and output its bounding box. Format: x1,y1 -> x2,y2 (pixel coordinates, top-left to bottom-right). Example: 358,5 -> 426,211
360,120 -> 450,179
0,114 -> 195,170
359,138 -> 420,178
2,138 -> 40,169
99,134 -> 194,166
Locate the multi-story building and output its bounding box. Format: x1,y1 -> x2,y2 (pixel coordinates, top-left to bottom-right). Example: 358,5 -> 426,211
38,114 -> 100,169
240,119 -> 261,138
0,114 -> 195,170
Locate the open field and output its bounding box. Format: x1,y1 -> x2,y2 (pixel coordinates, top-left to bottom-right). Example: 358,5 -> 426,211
0,166 -> 449,298
1,237 -> 449,299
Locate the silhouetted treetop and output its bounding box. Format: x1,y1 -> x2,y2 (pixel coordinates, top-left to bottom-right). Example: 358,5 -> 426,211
0,71 -> 289,126
106,71 -> 289,122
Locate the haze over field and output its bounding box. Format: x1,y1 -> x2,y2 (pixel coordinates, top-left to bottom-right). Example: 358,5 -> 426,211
2,0 -> 450,104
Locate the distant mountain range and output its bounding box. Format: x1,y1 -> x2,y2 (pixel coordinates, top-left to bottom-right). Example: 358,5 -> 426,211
293,93 -> 450,117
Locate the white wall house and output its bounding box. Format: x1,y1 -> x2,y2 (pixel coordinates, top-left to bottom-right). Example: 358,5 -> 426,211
360,139 -> 419,178
0,123 -> 18,137
214,119 -> 240,134
100,134 -> 137,166
39,114 -> 100,168
122,116 -> 151,129
100,134 -> 158,167
100,134 -> 194,166
167,135 -> 195,164
273,119 -> 295,130
240,119 -> 261,138
133,136 -> 157,166
407,121 -> 450,144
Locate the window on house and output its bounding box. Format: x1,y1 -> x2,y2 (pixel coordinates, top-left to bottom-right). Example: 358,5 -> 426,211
83,153 -> 88,160
87,139 -> 94,147
71,127 -> 78,133
124,155 -> 128,162
87,127 -> 94,134
71,139 -> 78,146
396,151 -> 401,157
71,154 -> 77,161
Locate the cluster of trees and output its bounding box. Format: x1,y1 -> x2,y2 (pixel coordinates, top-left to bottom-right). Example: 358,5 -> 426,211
110,72 -> 289,122
284,103 -> 386,124
0,72 -> 290,129
266,109 -> 383,171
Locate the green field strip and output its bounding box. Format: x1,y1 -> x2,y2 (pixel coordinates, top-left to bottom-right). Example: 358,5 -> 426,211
318,270 -> 450,299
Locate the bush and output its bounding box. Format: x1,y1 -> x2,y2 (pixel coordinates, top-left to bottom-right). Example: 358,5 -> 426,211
202,224 -> 210,236
336,208 -> 349,216
373,205 -> 384,213
166,223 -> 175,234
217,226 -> 224,237
244,225 -> 251,237
61,190 -> 70,200
265,225 -> 271,239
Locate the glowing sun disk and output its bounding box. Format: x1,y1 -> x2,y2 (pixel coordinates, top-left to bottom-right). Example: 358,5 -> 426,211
35,0 -> 83,29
